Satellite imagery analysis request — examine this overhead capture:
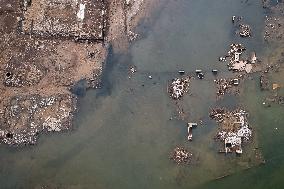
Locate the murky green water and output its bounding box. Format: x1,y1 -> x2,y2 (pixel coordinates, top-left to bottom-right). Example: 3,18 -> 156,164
0,0 -> 283,188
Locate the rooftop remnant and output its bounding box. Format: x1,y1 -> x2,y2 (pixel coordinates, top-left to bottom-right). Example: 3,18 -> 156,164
210,108 -> 252,154
168,76 -> 191,100
20,0 -> 106,41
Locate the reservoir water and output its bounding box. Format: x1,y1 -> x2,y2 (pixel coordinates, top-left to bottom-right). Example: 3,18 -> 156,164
0,0 -> 284,188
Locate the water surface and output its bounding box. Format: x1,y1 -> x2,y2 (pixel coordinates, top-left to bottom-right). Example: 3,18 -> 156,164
1,0 -> 284,188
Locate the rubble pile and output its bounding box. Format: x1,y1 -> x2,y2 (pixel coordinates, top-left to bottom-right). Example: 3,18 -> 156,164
232,16 -> 252,37
239,24 -> 252,38
170,147 -> 192,164
168,76 -> 191,100
221,43 -> 255,73
214,78 -> 240,97
210,109 -> 252,154
0,94 -> 77,145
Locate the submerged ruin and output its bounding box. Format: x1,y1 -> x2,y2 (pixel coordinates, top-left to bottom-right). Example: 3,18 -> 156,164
210,108 -> 252,155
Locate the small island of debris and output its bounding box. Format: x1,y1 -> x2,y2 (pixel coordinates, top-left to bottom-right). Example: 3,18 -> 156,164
210,108 -> 252,155
170,147 -> 192,165
167,76 -> 191,100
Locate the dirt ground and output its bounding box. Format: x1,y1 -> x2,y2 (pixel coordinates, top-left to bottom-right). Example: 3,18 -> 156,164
0,0 -> 149,145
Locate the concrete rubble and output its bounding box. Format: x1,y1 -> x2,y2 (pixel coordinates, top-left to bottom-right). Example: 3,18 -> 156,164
239,24 -> 252,38
168,76 -> 191,100
210,108 -> 252,154
227,44 -> 254,73
214,78 -> 240,97
219,43 -> 258,74
170,147 -> 192,164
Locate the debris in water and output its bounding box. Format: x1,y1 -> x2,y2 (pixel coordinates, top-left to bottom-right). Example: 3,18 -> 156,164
170,147 -> 192,164
168,76 -> 191,100
214,78 -> 241,97
210,108 -> 252,154
187,123 -> 198,141
239,24 -> 252,37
